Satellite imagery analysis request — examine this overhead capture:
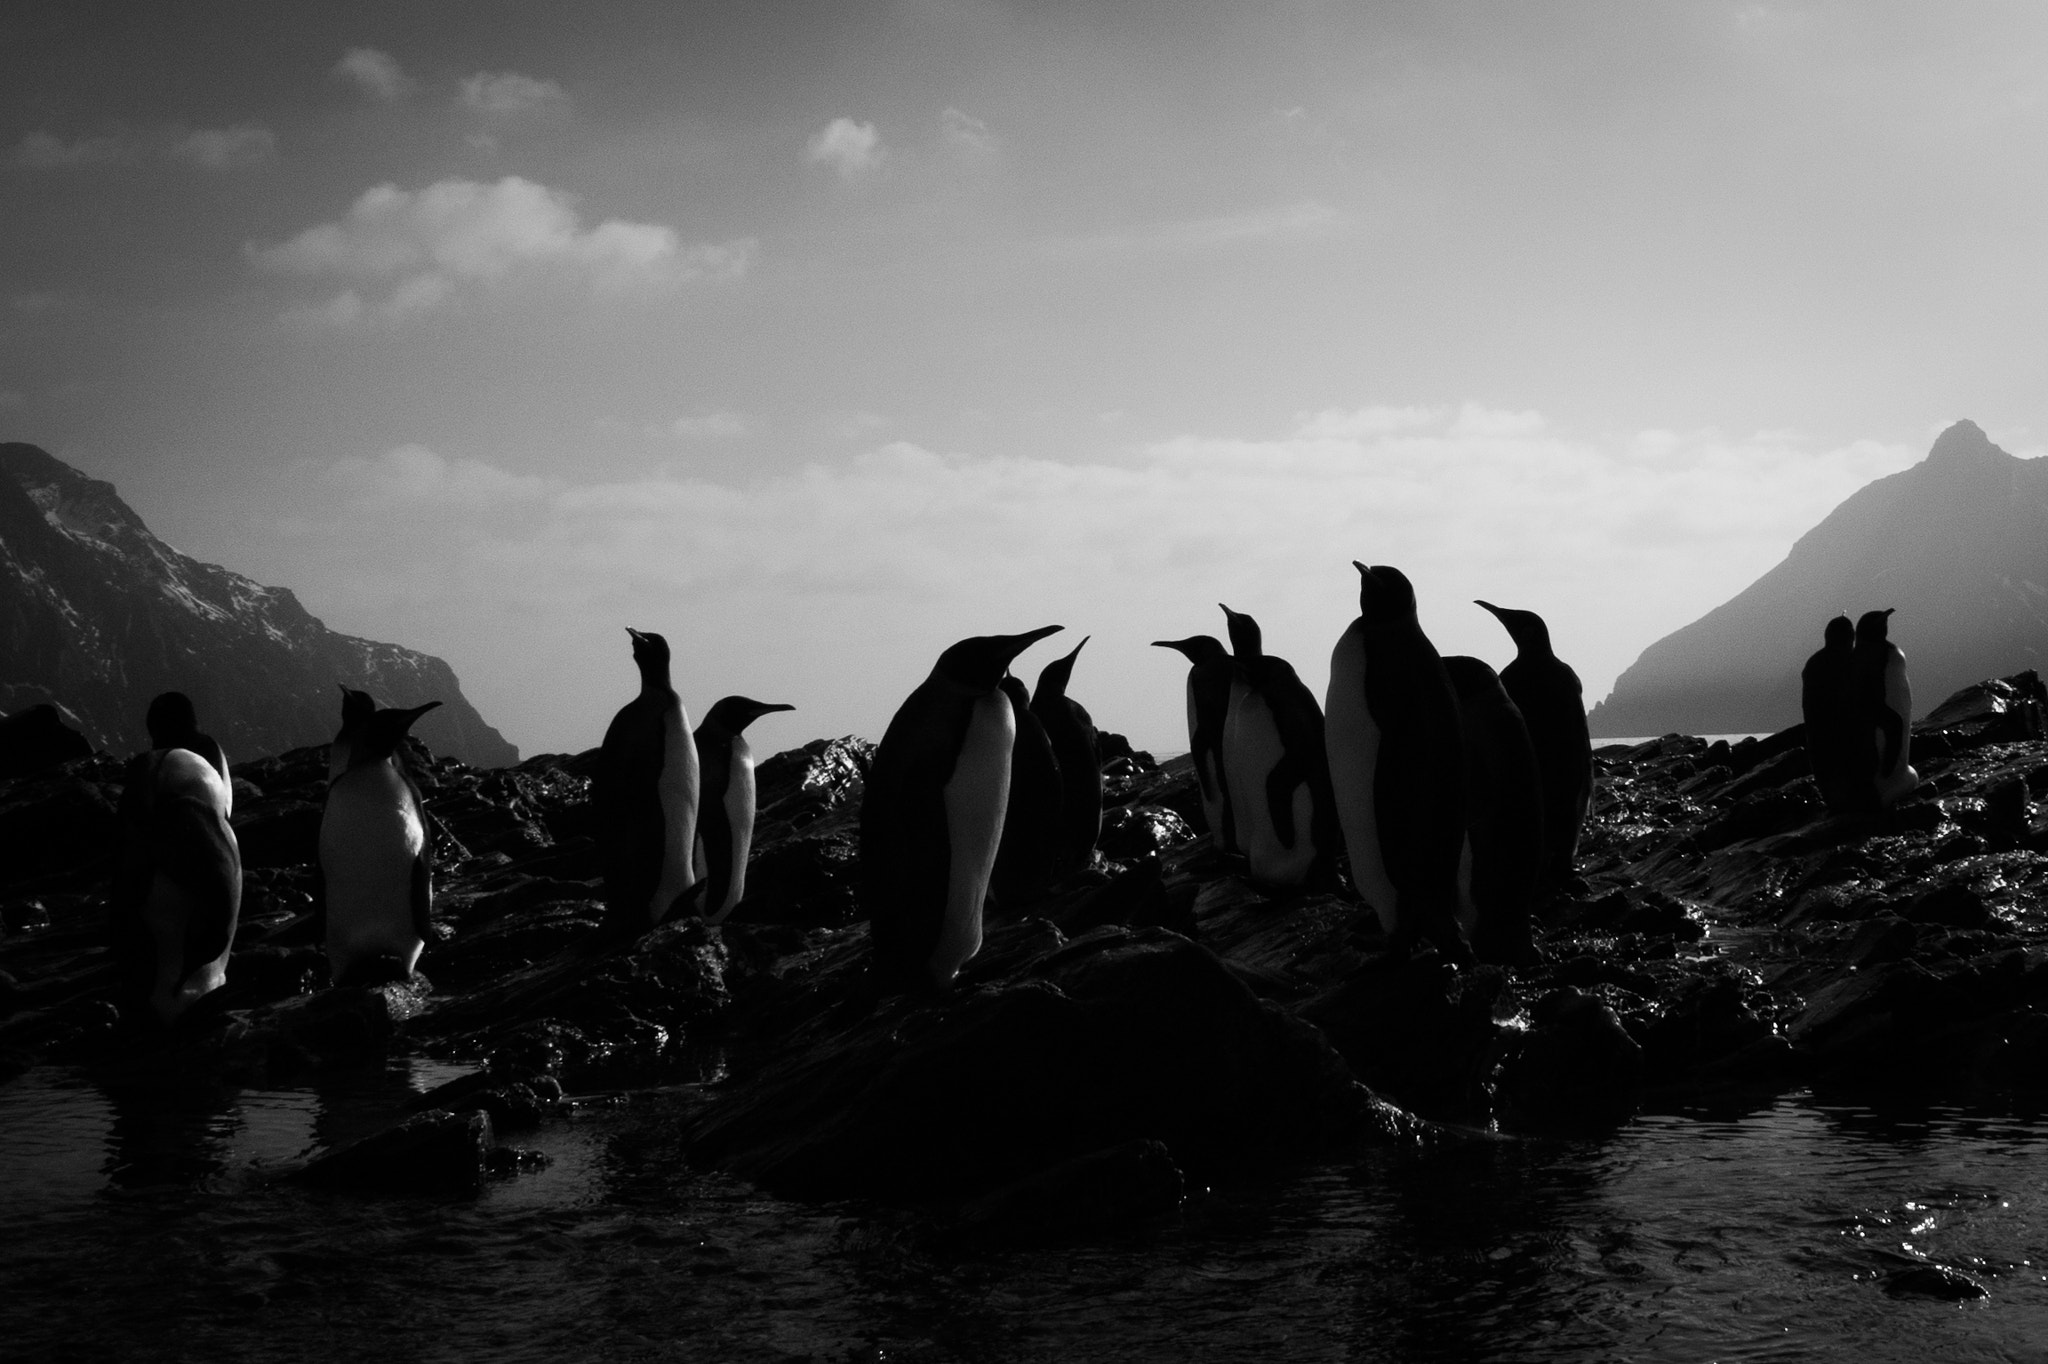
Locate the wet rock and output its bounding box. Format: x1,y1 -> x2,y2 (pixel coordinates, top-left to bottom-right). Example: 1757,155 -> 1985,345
216,979 -> 432,1077
943,1138 -> 1184,1244
1883,1263 -> 1989,1301
1903,884 -> 1992,930
1298,956 -> 1500,1121
1498,988 -> 1644,1128
295,1108 -> 495,1196
0,770 -> 119,882
728,833 -> 859,927
1097,804 -> 1195,861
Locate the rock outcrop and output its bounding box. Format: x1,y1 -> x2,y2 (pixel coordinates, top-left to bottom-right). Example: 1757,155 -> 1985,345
0,441 -> 516,767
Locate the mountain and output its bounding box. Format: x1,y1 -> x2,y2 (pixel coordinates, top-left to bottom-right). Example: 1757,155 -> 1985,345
0,441 -> 518,767
1587,420 -> 2048,738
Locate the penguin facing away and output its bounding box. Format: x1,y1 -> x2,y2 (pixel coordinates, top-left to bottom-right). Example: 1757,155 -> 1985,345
691,695 -> 794,923
1219,604 -> 1337,890
1152,635 -> 1236,853
596,628 -> 702,935
320,699 -> 440,987
1442,655 -> 1543,965
328,684 -> 377,785
860,624 -> 1063,993
1324,564 -> 1467,955
1854,608 -> 1918,807
1031,635 -> 1104,876
112,741 -> 242,1024
144,691 -> 230,811
1801,615 -> 1871,815
992,672 -> 1065,911
1475,599 -> 1592,889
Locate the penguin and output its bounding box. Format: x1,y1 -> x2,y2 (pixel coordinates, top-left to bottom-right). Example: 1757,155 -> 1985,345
860,624 -> 1063,992
691,695 -> 795,923
111,736 -> 242,1024
320,699 -> 439,986
328,684 -> 377,784
991,672 -> 1065,911
595,628 -> 702,935
1801,615 -> 1871,814
1475,599 -> 1593,889
1031,635 -> 1103,876
144,691 -> 229,810
1152,635 -> 1236,853
1854,608 -> 1918,807
1442,655 -> 1544,965
1324,564 -> 1466,955
1219,604 -> 1337,890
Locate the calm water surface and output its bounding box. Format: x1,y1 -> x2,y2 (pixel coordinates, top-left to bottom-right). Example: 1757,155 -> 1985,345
3,1064 -> 2044,1363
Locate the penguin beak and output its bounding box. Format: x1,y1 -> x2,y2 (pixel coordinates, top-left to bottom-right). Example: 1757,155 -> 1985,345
995,624 -> 1063,664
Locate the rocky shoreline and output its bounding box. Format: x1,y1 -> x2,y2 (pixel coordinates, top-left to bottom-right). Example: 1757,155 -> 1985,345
2,673 -> 2046,1229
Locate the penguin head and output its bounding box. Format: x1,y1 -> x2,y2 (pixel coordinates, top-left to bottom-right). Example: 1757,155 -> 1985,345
934,625 -> 1063,691
1034,635 -> 1090,701
1440,654 -> 1509,706
1151,635 -> 1229,667
335,684 -> 376,730
702,695 -> 795,735
1354,563 -> 1418,622
1217,605 -> 1262,659
1823,615 -> 1855,650
346,701 -> 442,769
145,691 -> 199,749
1475,599 -> 1553,655
625,627 -> 671,670
1854,608 -> 1895,647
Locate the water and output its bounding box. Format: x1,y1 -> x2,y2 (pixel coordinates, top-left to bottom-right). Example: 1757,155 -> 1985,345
4,1068 -> 2044,1363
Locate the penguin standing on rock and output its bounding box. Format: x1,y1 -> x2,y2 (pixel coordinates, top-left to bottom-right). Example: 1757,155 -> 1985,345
1475,599 -> 1592,889
328,685 -> 376,784
112,713 -> 242,1023
1854,608 -> 1918,807
1219,605 -> 1336,890
861,624 -> 1063,993
1441,655 -> 1543,965
1324,564 -> 1466,956
1801,615 -> 1869,814
1152,635 -> 1236,853
320,699 -> 440,986
991,673 -> 1064,911
691,696 -> 794,923
1032,636 -> 1103,876
596,628 -> 702,935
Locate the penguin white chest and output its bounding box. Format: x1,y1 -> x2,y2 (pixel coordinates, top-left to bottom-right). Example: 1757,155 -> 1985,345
702,738 -> 755,921
1224,679 -> 1315,884
932,691 -> 1014,983
1325,628 -> 1397,931
321,761 -> 425,970
650,698 -> 701,922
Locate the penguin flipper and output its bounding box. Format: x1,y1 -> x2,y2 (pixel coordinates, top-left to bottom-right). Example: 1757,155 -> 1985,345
1876,708 -> 1906,778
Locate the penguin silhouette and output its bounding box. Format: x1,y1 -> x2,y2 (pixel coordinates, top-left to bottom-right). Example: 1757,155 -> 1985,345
692,696 -> 794,923
992,672 -> 1064,911
1442,655 -> 1543,965
1220,604 -> 1337,890
144,692 -> 229,810
328,684 -> 376,785
320,699 -> 439,986
1153,635 -> 1236,852
1325,564 -> 1466,955
1801,615 -> 1870,814
596,628 -> 702,935
1475,599 -> 1592,888
1031,635 -> 1103,876
860,624 -> 1062,992
1853,608 -> 1918,807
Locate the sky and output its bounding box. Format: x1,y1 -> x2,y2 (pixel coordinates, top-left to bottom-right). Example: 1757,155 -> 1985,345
5,1 -> 2048,758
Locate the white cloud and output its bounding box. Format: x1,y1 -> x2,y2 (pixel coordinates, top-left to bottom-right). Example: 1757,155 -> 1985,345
1047,200 -> 1353,258
806,117 -> 884,179
334,48 -> 411,101
672,411 -> 753,440
169,124 -> 277,169
328,443 -> 556,506
940,107 -> 996,158
250,176 -> 756,323
459,71 -> 571,118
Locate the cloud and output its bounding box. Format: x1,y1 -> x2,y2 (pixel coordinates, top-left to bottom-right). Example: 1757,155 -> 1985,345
1047,200 -> 1353,258
806,117 -> 884,179
250,176 -> 757,323
940,107 -> 996,158
334,48 -> 411,101
327,443 -> 556,506
459,71 -> 571,118
671,411 -> 753,440
169,124 -> 277,169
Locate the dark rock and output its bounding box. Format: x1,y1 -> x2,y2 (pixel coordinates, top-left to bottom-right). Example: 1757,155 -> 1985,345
1847,916 -> 1919,967
1298,956 -> 1501,1121
944,1138 -> 1184,1244
1884,1264 -> 1989,1301
728,833 -> 859,927
1498,988 -> 1644,1128
295,1108 -> 495,1195
1097,804 -> 1196,861
0,703 -> 93,776
1904,884 -> 1992,930
0,771 -> 119,882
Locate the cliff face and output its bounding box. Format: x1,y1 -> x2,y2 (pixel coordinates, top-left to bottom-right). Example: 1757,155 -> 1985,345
1588,421 -> 2048,737
0,442 -> 518,766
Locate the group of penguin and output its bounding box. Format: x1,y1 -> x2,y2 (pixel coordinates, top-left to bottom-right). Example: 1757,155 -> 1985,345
860,563 -> 1595,995
1801,607 -> 1918,813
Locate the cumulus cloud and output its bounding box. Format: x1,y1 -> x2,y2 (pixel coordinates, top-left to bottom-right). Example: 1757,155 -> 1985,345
940,107 -> 996,158
806,117 -> 884,179
459,71 -> 571,118
169,124 -> 277,169
334,47 -> 411,101
251,176 -> 757,323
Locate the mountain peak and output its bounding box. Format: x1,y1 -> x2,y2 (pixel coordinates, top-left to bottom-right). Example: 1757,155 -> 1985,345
1925,419 -> 2009,470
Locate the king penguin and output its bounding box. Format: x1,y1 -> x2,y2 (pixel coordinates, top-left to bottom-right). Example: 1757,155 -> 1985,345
112,719 -> 242,1024
1442,655 -> 1544,965
860,624 -> 1063,992
691,695 -> 794,923
144,692 -> 230,812
1152,635 -> 1236,853
991,671 -> 1065,911
1801,615 -> 1870,814
1475,599 -> 1592,889
328,684 -> 377,785
319,699 -> 440,986
1219,605 -> 1336,890
596,628 -> 702,935
1324,564 -> 1467,955
1854,608 -> 1918,807
1031,635 -> 1103,876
